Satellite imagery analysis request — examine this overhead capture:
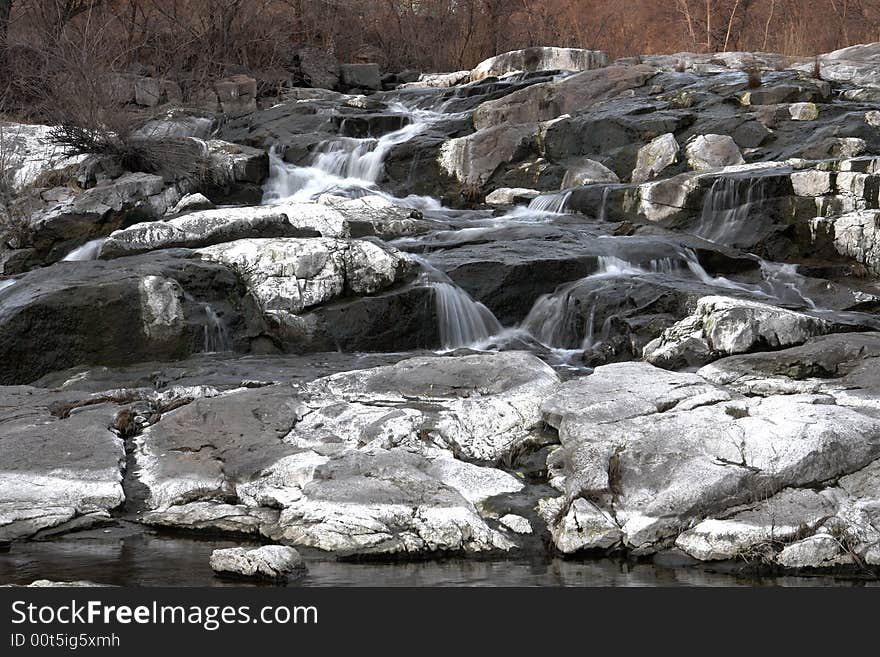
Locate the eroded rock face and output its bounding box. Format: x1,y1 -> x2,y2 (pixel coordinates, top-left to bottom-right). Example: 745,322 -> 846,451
642,296 -> 841,370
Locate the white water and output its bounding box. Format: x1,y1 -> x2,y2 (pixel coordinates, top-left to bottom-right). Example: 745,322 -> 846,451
527,191 -> 571,214
695,176 -> 771,246
0,279 -> 15,294
433,282 -> 503,351
202,305 -> 233,353
262,102 -> 447,205
62,238 -> 107,262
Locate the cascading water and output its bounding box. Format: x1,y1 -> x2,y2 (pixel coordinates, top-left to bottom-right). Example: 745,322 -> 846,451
412,257 -> 502,351
527,191 -> 572,214
201,304 -> 233,353
62,238 -> 107,262
262,102 -> 444,204
695,175 -> 773,246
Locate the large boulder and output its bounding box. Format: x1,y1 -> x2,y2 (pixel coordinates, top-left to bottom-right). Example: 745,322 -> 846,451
438,122 -> 540,187
470,47 -> 608,80
642,296 -> 840,370
339,64 -> 381,91
632,133 -> 680,183
210,545 -> 305,581
541,361 -> 880,554
292,46 -> 339,90
812,210 -> 880,274
472,64 -> 658,130
560,159 -> 619,188
685,134 -> 745,171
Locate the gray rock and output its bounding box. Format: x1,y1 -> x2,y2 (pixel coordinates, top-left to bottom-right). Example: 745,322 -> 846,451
788,102 -> 819,121
339,64 -> 381,91
813,210 -> 880,274
685,134 -> 745,171
776,535 -> 842,568
472,64 -> 657,130
294,47 -> 339,90
214,75 -> 258,116
485,187 -> 541,206
0,386 -> 125,541
210,545 -> 305,580
561,159 -> 619,188
643,296 -> 838,370
470,47 -> 608,80
438,122 -> 541,187
168,193 -> 215,216
538,497 -> 622,553
100,204 -> 347,258
632,133 -> 679,183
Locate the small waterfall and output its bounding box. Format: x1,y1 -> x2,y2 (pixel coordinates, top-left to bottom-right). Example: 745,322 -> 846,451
527,190 -> 572,214
695,176 -> 771,246
432,282 -> 503,351
202,305 -> 232,353
262,102 -> 437,204
759,261 -> 817,308
0,279 -> 15,294
598,186 -> 612,222
62,238 -> 106,261
413,256 -> 502,351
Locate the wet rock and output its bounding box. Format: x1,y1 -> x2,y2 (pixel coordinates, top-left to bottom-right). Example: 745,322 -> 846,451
643,296 -> 839,370
0,251 -> 241,384
317,195 -> 441,239
632,133 -> 680,183
438,122 -> 540,187
470,47 -> 607,80
685,134 -> 744,171
0,386 -> 125,541
210,545 -> 305,581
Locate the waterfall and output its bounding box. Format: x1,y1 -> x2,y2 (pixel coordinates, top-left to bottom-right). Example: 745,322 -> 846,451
62,238 -> 106,262
598,186 -> 611,222
695,176 -> 771,246
202,304 -> 232,353
432,282 -> 503,351
0,279 -> 15,294
527,190 -> 572,214
413,256 -> 502,351
262,102 -> 438,204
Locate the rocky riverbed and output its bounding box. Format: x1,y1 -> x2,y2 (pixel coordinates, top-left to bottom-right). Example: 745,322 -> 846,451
2,45 -> 880,585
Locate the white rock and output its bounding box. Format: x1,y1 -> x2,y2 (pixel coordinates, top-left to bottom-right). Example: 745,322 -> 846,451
791,170 -> 834,197
210,545 -> 305,580
789,102 -> 819,121
865,110 -> 880,128
499,514 -> 533,535
776,535 -> 841,568
685,134 -> 745,171
470,47 -> 607,80
485,187 -> 541,206
538,497 -> 622,553
561,159 -> 619,188
632,133 -> 680,183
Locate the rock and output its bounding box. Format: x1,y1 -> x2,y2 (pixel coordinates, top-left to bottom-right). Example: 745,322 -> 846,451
643,296 -> 839,370
499,514 -> 533,534
472,64 -> 657,130
210,545 -> 305,581
317,195 -> 441,239
485,188 -> 541,206
636,171 -> 705,223
789,102 -> 819,121
100,204 -> 347,258
776,535 -> 842,568
202,139 -> 270,190
0,121 -> 83,191
214,75 -> 258,116
196,237 -> 413,317
803,137 -> 867,160
339,64 -> 381,91
398,71 -> 471,89
675,488 -> 836,561
142,502 -> 277,535
293,46 -> 339,90
438,122 -> 540,187
685,134 -> 745,171
741,81 -> 830,106
301,351 -> 560,461
561,159 -> 619,188
470,47 -> 608,80
541,360 -> 880,553
0,386 -> 125,541
133,116 -> 214,140
168,193 -> 215,216
632,133 -> 680,183
0,251 -> 241,384
866,110 -> 880,128
790,170 -> 834,197
812,210 -> 880,274
538,497 -> 622,554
